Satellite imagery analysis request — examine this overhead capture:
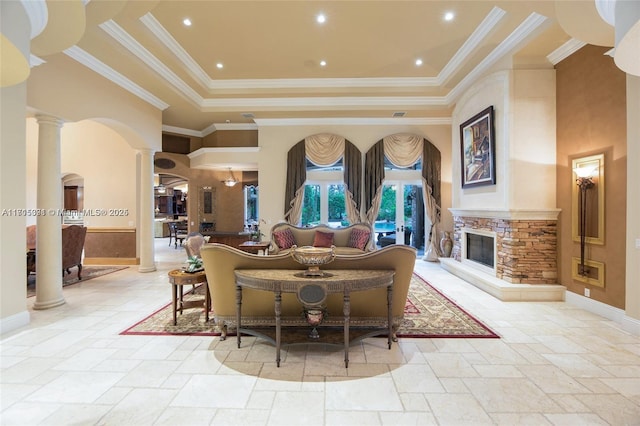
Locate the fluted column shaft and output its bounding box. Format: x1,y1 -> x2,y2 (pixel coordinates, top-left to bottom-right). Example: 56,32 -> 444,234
138,149 -> 156,272
33,115 -> 64,310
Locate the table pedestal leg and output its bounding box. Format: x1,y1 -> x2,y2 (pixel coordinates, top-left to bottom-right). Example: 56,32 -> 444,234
387,285 -> 393,349
275,291 -> 282,367
343,290 -> 350,368
236,285 -> 242,348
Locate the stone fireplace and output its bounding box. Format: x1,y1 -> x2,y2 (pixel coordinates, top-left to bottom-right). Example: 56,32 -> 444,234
440,209 -> 565,301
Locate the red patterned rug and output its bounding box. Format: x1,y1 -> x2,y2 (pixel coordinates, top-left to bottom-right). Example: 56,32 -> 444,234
121,273 -> 499,339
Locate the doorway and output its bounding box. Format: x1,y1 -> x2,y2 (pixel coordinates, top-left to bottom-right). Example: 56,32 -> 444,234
375,180 -> 424,250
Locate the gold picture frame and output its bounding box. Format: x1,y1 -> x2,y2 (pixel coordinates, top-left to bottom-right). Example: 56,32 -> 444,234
571,257 -> 605,288
571,154 -> 604,245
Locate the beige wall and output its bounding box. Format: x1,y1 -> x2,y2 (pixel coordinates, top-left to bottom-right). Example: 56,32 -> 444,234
451,69 -> 557,211
556,45 -> 627,309
26,119 -> 138,228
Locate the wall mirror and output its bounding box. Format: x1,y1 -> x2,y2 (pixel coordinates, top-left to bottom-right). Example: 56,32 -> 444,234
571,153 -> 604,245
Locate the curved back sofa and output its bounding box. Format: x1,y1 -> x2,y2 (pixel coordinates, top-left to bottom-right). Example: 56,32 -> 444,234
269,222 -> 374,255
200,243 -> 417,340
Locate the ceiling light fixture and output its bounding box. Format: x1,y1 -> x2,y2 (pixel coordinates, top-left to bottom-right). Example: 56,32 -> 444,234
415,59 -> 423,66
316,14 -> 326,24
444,12 -> 455,21
216,63 -> 223,69
320,60 -> 327,67
222,168 -> 239,187
183,18 -> 192,26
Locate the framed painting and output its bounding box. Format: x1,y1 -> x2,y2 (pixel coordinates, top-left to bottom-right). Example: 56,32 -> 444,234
460,106 -> 496,188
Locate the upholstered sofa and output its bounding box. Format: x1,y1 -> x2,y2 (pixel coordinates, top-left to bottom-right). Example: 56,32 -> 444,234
268,222 -> 374,255
200,243 -> 417,340
26,224 -> 87,279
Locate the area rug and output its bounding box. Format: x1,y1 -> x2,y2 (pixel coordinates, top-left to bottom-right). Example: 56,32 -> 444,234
121,273 -> 499,339
27,266 -> 128,298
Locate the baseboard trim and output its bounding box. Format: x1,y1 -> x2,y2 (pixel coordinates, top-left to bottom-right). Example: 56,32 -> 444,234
565,291 -> 640,336
84,257 -> 139,266
0,310 -> 30,336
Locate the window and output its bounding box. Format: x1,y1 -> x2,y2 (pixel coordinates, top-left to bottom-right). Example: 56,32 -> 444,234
301,168 -> 347,228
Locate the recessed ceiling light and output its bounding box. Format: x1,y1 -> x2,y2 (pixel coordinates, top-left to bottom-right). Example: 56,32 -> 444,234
316,13 -> 326,24
444,11 -> 455,21
415,59 -> 423,66
320,60 -> 327,67
183,18 -> 192,26
216,63 -> 223,69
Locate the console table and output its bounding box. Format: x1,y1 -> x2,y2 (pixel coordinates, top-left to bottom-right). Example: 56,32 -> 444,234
234,269 -> 394,368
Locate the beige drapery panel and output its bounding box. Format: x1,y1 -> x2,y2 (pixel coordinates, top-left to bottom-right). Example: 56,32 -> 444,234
284,134 -> 362,225
364,133 -> 442,258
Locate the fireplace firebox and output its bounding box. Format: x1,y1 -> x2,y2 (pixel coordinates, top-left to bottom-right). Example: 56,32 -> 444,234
466,233 -> 494,268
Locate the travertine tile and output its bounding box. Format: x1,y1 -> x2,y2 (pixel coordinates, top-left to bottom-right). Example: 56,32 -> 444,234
2,241 -> 640,425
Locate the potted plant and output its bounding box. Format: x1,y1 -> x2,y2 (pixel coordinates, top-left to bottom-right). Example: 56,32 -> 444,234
185,255 -> 203,273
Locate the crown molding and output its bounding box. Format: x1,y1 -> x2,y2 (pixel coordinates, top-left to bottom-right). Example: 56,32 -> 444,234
201,96 -> 447,110
447,12 -> 550,104
99,20 -> 203,107
162,123 -> 258,138
21,0 -> 48,39
188,147 -> 260,160
438,7 -> 507,86
162,125 -> 202,138
253,117 -> 452,126
64,46 -> 169,110
547,38 -> 587,65
140,13 -> 211,88
29,54 -> 46,68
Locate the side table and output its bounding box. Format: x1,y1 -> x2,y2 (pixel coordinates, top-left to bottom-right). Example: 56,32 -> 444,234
238,241 -> 271,255
168,269 -> 210,325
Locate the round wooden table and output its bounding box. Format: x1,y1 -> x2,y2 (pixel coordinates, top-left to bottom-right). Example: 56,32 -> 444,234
168,269 -> 210,325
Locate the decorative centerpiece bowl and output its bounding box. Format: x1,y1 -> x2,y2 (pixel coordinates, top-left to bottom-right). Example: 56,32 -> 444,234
291,245 -> 336,276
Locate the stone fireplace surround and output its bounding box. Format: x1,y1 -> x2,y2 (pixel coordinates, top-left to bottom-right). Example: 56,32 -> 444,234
439,209 -> 566,301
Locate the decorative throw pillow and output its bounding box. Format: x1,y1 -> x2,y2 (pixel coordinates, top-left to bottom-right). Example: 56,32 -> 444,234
348,228 -> 370,250
273,228 -> 296,249
313,231 -> 335,248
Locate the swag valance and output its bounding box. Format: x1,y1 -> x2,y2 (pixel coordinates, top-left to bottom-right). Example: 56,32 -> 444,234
364,133 -> 442,258
284,134 -> 362,224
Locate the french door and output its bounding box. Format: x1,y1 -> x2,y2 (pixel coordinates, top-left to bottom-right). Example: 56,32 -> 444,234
376,180 -> 423,247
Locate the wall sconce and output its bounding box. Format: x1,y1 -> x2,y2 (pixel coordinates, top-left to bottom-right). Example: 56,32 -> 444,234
573,163 -> 598,276
222,168 -> 238,187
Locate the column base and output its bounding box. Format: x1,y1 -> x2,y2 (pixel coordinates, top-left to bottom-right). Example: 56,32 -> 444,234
138,264 -> 157,273
32,296 -> 66,310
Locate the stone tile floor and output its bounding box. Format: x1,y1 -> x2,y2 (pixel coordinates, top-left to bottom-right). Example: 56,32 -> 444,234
1,239 -> 639,425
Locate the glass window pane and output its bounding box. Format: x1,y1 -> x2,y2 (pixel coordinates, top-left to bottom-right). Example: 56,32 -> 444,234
301,184 -> 320,227
328,184 -> 347,227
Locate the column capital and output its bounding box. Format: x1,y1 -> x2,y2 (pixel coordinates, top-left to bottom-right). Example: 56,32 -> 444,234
35,114 -> 64,128
136,148 -> 156,156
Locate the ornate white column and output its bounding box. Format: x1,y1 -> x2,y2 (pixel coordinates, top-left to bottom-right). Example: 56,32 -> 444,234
33,115 -> 64,310
138,149 -> 156,272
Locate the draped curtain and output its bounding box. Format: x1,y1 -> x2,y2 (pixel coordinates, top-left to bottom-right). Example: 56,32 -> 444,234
363,133 -> 442,259
284,134 -> 362,225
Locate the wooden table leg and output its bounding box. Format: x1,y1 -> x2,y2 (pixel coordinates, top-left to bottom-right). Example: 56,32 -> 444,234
275,291 -> 282,367
172,284 -> 178,326
204,283 -> 210,322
